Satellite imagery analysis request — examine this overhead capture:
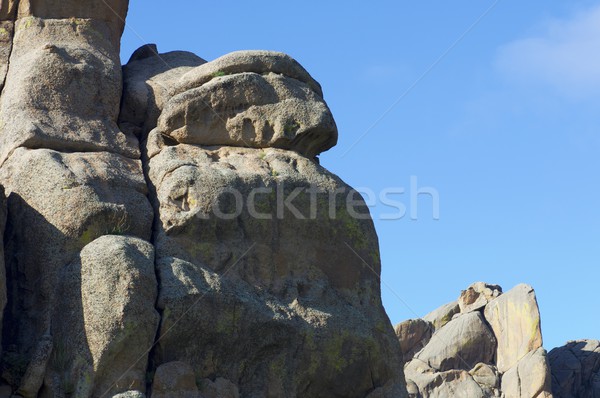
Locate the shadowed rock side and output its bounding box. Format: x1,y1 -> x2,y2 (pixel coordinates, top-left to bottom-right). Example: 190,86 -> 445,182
130,46 -> 406,397
0,1 -> 159,397
396,283 -> 553,398
549,339 -> 600,398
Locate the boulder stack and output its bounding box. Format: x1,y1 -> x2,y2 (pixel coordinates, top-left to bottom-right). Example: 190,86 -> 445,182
397,282 -> 554,398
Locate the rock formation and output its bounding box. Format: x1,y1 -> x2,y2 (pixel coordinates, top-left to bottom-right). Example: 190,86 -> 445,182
397,283 -> 554,398
0,1 -> 406,397
549,339 -> 600,397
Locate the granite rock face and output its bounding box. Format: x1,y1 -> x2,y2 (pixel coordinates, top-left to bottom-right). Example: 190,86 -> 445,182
549,339 -> 600,398
398,283 -> 554,398
0,1 -> 407,397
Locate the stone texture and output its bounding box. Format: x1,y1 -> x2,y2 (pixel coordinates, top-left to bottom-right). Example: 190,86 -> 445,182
45,236 -> 159,397
120,45 -> 206,138
458,282 -> 502,313
0,1 -> 410,396
155,50 -> 338,158
146,141 -> 406,397
199,378 -> 240,398
0,20 -> 13,91
549,339 -> 600,398
152,361 -> 200,398
0,17 -> 138,165
403,283 -> 555,398
484,283 -> 544,373
395,319 -> 433,362
414,312 -> 496,372
422,301 -> 460,331
0,148 -> 153,367
469,362 -> 500,391
404,360 -> 487,398
15,0 -> 128,45
501,348 -> 553,398
174,50 -> 323,97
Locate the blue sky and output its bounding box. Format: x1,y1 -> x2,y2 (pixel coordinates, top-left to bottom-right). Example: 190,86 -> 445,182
121,1 -> 600,350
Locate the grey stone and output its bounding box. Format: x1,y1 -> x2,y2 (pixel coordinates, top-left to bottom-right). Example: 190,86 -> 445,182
484,284 -> 543,373
422,301 -> 460,331
404,360 -> 487,398
47,236 -> 159,397
120,45 -> 206,138
395,319 -> 434,362
156,68 -> 337,158
174,50 -> 323,98
146,142 -> 406,397
458,282 -> 502,313
152,362 -> 200,398
0,17 -> 138,166
501,348 -> 553,398
549,339 -> 600,398
414,312 -> 496,372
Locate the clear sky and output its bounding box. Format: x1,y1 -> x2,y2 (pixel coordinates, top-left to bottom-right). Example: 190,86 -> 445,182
121,1 -> 600,350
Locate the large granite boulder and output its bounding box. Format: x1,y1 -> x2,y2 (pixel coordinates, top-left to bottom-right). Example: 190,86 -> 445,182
146,138 -> 405,397
413,312 -> 496,372
549,339 -> 600,398
154,50 -> 338,159
484,283 -> 544,373
502,348 -> 553,398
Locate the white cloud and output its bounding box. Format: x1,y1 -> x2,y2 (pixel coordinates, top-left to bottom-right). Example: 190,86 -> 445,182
495,5 -> 600,98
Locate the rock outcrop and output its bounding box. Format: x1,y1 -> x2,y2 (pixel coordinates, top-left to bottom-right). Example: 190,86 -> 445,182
0,0 -> 406,397
141,50 -> 403,397
549,339 -> 600,398
398,282 -> 554,398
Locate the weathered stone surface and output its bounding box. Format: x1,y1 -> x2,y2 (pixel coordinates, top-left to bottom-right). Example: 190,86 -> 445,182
0,17 -> 138,165
414,312 -> 496,372
174,50 -> 323,97
458,282 -> 502,313
146,141 -> 406,397
152,361 -> 200,398
16,334 -> 52,398
0,20 -> 13,91
469,362 -> 500,390
484,283 -> 543,373
501,348 -> 553,398
156,51 -> 338,158
422,300 -> 460,331
120,45 -> 206,137
0,148 -> 152,380
46,236 -> 159,397
15,0 -> 128,44
395,319 -> 433,362
199,378 -> 240,398
549,339 -> 600,398
404,360 -> 487,398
